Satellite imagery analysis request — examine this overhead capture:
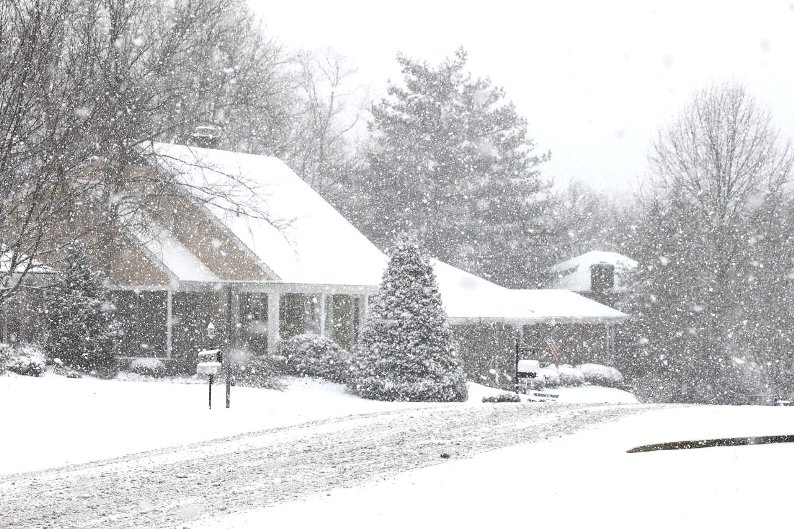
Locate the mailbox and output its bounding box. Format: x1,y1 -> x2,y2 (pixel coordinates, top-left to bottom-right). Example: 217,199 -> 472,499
517,359 -> 540,379
197,349 -> 222,376
197,361 -> 222,376
198,349 -> 220,363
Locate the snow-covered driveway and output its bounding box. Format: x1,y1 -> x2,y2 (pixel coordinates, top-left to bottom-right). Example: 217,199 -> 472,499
0,402 -> 649,528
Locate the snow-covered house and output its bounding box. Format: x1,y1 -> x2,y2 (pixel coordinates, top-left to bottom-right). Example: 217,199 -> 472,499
4,144 -> 627,384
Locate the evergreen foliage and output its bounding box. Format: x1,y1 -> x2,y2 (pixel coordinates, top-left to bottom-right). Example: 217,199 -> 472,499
44,242 -> 119,377
356,49 -> 551,287
350,237 -> 467,402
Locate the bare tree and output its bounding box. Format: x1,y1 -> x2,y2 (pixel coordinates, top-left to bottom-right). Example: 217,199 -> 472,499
0,0 -> 98,300
627,83 -> 794,402
288,49 -> 364,196
650,84 -> 792,227
0,0 -> 364,298
51,0 -> 297,272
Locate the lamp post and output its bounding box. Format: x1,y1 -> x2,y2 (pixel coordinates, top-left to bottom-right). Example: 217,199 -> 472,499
207,321 -> 216,343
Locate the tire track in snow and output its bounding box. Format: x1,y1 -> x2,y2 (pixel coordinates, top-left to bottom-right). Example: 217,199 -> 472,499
1,403 -> 654,528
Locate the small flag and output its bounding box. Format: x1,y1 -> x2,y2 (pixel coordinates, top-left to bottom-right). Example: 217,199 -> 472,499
546,335 -> 561,367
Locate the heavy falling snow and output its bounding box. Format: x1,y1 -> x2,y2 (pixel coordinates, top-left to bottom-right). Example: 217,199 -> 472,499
2,1 -> 794,528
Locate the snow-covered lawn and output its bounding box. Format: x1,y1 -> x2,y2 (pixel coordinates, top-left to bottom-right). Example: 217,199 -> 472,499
0,373 -> 416,475
193,405 -> 794,529
7,371 -> 787,528
0,372 -> 636,476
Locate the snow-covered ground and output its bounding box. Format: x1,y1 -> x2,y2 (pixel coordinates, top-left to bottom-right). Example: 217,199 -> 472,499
0,373 -> 417,475
193,405 -> 794,529
0,373 -> 635,475
5,371 -> 789,528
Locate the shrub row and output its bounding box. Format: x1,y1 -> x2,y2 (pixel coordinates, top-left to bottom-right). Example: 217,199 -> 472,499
522,363 -> 624,391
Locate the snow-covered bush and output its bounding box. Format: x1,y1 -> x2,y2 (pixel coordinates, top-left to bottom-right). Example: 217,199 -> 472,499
277,334 -> 351,383
558,364 -> 585,386
539,365 -> 560,387
128,357 -> 167,377
44,242 -> 120,378
482,392 -> 521,403
231,350 -> 280,389
350,238 -> 467,402
525,375 -> 546,391
6,344 -> 46,376
579,363 -> 624,387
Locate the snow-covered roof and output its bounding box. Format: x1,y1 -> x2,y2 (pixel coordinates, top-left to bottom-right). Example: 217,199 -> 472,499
433,259 -> 626,324
147,144 -> 625,324
550,250 -> 638,292
131,218 -> 219,284
153,143 -> 387,286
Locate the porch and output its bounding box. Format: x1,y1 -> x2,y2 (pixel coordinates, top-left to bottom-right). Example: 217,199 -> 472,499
111,281 -> 375,360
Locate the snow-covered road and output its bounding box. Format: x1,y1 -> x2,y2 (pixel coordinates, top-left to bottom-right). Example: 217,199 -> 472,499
0,402 -> 650,528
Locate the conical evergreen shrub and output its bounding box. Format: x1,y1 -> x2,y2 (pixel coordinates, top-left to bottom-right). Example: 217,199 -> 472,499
44,241 -> 119,377
350,237 -> 467,401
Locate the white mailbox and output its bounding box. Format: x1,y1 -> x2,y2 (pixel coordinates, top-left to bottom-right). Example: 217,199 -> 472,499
197,361 -> 222,376
197,349 -> 222,376
198,349 -> 220,363
517,359 -> 540,378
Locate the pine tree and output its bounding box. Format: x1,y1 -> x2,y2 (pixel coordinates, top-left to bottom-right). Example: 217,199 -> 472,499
350,237 -> 467,401
357,48 -> 551,287
44,242 -> 119,377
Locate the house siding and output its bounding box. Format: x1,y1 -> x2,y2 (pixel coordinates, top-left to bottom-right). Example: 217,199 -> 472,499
142,190 -> 272,282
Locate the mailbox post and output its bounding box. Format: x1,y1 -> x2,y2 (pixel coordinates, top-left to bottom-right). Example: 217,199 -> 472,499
197,322 -> 220,409
197,350 -> 221,409
225,353 -> 231,409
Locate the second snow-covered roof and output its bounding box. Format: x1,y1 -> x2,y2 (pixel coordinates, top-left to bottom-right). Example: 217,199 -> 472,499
433,259 -> 626,324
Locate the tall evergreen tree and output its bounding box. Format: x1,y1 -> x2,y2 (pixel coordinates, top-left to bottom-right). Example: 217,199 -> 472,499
357,49 -> 551,287
44,242 -> 119,377
350,237 -> 467,402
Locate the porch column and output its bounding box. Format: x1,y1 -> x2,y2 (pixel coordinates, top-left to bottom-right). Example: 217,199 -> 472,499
360,294 -> 369,321
511,324 -> 524,388
267,292 -> 281,355
165,289 -> 173,359
229,288 -> 240,347
357,294 -> 369,344
605,323 -> 615,365
325,294 -> 335,341
318,293 -> 327,337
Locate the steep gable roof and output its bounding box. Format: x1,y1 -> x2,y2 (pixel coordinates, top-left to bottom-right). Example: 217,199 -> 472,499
153,143 -> 387,286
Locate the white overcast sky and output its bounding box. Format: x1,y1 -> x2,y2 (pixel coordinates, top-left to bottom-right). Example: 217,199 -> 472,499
248,0 -> 794,196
